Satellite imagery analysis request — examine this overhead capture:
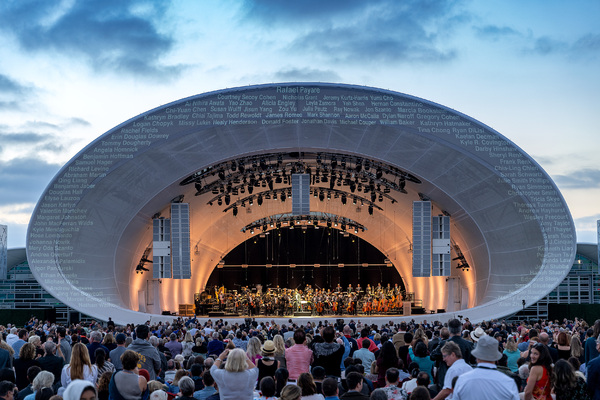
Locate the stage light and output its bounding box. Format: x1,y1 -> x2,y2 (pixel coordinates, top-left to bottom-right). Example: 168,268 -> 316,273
341,195 -> 347,205
194,182 -> 202,193
368,205 -> 373,215
319,191 -> 324,202
257,195 -> 263,206
281,192 -> 286,202
217,197 -> 223,206
232,206 -> 238,217
376,168 -> 383,179
224,194 -> 231,205
218,169 -> 225,180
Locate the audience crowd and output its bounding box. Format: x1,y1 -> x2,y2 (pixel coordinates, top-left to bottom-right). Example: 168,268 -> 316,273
0,315 -> 597,400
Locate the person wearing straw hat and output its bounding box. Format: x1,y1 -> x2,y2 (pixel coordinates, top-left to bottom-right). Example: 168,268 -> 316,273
470,327 -> 486,343
452,335 -> 519,400
256,340 -> 280,389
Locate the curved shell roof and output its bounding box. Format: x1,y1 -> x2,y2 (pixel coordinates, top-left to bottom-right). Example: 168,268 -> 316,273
26,83 -> 576,324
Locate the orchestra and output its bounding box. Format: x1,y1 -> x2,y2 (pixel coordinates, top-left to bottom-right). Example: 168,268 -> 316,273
196,283 -> 414,316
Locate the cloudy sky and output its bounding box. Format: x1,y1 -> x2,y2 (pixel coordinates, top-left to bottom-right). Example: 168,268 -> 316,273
0,0 -> 599,249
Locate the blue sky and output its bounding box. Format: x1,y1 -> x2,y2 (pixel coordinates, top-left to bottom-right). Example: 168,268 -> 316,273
0,0 -> 599,248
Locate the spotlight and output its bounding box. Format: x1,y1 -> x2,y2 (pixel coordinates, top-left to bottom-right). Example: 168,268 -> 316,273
224,194 -> 231,205
349,183 -> 356,193
232,206 -> 238,217
249,198 -> 254,206
248,185 -> 254,194
355,161 -> 362,173
218,169 -> 225,180
327,191 -> 331,200
319,191 -> 324,202
268,179 -> 274,190
281,192 -> 286,202
376,168 -> 383,179
371,192 -> 376,202
217,197 -> 223,206
341,195 -> 347,205
399,179 -> 406,190
331,157 -> 337,169
329,176 -> 335,189
368,205 -> 374,215
194,182 -> 202,193
257,195 -> 263,206
378,194 -> 383,202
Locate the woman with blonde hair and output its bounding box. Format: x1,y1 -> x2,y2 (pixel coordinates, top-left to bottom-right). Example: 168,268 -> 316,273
101,333 -> 117,351
210,348 -> 258,399
412,328 -> 428,347
246,336 -> 263,365
181,332 -> 194,359
280,384 -> 302,400
60,343 -> 98,394
273,334 -> 287,369
570,335 -> 585,365
503,336 -> 521,373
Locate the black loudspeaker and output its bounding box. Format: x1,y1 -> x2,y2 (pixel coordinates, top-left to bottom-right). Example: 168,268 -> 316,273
437,309 -> 446,313
162,311 -> 172,315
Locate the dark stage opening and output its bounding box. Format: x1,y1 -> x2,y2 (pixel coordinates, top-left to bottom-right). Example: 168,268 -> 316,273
205,227 -> 405,292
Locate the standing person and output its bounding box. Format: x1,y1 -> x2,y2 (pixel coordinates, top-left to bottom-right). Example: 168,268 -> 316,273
128,325 -> 161,381
286,329 -> 313,382
60,343 -> 98,395
12,330 -> 29,359
375,342 -> 399,388
551,359 -> 588,400
246,337 -> 262,365
431,319 -> 473,392
109,333 -> 127,372
312,326 -> 346,378
181,332 -> 195,359
432,342 -> 472,400
452,335 -> 518,400
503,336 -> 521,373
94,348 -> 115,378
353,340 -> 375,374
165,333 -> 183,358
37,341 -> 64,387
14,344 -> 40,391
585,322 -> 600,367
523,343 -> 553,400
586,337 -> 600,399
57,327 -> 72,364
322,377 -> 340,400
210,348 -> 258,400
272,335 -> 287,370
256,341 -> 280,388
86,331 -> 109,365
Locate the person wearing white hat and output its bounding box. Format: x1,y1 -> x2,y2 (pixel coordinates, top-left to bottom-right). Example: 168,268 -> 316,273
452,335 -> 519,400
469,327 -> 486,342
